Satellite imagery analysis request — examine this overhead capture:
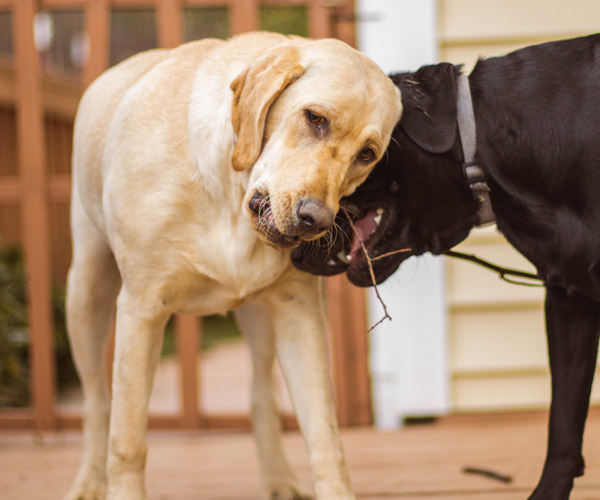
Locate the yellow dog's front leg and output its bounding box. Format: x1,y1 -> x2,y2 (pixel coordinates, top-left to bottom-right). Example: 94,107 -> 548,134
105,289 -> 169,500
264,272 -> 354,500
235,303 -> 311,500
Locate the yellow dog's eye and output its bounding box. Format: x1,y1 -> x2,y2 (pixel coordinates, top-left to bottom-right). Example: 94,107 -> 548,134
306,110 -> 327,128
358,147 -> 375,162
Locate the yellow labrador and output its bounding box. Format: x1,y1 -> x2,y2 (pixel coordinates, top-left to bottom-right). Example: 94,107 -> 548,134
64,32 -> 401,500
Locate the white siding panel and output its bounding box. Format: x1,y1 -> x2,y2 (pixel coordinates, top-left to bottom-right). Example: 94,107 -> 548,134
440,0 -> 600,41
441,42 -> 543,73
456,372 -> 600,412
450,309 -> 547,373
453,375 -> 551,412
447,236 -> 544,308
437,0 -> 599,413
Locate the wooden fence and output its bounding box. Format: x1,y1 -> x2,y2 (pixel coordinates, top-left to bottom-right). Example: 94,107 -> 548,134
0,0 -> 371,431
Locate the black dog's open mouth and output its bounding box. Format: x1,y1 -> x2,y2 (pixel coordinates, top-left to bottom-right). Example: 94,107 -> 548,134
291,200 -> 392,275
345,205 -> 387,262
249,191 -> 300,249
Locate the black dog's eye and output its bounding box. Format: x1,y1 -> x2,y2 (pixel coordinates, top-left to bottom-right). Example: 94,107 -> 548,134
389,181 -> 400,193
305,110 -> 327,128
358,147 -> 375,162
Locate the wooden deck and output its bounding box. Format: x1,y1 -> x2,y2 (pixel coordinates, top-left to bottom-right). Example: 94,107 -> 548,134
2,410 -> 600,500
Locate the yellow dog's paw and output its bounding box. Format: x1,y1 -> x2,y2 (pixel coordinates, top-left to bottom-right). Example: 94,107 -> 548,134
268,482 -> 312,500
62,481 -> 105,500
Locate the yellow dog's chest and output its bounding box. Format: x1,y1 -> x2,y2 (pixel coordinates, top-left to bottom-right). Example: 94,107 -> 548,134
154,227 -> 292,316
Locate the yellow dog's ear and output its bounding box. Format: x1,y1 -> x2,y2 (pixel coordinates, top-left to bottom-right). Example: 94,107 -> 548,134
230,46 -> 306,171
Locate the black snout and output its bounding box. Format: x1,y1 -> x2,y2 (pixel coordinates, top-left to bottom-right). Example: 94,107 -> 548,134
296,198 -> 334,235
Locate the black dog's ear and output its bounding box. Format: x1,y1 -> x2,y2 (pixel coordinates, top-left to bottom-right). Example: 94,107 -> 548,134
392,63 -> 458,154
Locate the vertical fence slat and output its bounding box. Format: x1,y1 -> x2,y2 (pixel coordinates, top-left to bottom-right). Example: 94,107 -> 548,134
326,276 -> 372,426
306,0 -> 370,426
325,276 -> 349,425
175,314 -> 200,429
84,0 -> 110,87
157,0 -> 183,48
343,279 -> 371,424
14,0 -> 57,430
83,0 -> 112,409
157,0 -> 200,430
230,0 -> 258,35
333,0 -> 355,47
308,0 -> 330,39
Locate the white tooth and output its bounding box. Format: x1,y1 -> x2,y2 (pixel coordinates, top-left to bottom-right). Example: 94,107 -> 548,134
327,259 -> 337,266
337,251 -> 350,264
376,207 -> 384,215
374,213 -> 382,226
347,254 -> 352,262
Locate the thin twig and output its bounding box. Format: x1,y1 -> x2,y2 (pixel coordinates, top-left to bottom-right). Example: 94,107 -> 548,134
340,207 -> 395,332
370,248 -> 411,262
462,466 -> 513,484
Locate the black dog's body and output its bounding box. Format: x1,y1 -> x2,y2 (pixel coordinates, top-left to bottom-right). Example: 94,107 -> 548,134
292,34 -> 600,499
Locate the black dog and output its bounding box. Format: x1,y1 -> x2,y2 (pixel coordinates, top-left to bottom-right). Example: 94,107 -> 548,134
292,33 -> 600,500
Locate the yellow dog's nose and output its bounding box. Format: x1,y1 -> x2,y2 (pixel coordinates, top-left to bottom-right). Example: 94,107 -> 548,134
296,198 -> 334,236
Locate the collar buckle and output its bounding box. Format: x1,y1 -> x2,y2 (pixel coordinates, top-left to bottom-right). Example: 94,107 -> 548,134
456,74 -> 495,227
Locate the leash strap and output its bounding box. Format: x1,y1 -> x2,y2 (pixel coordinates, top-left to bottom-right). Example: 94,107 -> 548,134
444,250 -> 544,287
456,74 -> 496,227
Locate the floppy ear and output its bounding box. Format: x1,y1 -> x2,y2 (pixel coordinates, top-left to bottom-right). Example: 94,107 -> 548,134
230,46 -> 306,171
392,63 -> 458,154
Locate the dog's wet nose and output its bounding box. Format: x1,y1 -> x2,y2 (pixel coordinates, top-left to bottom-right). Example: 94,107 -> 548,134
296,198 -> 334,235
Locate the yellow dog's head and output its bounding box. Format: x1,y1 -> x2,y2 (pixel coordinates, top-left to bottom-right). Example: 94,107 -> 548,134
231,38 -> 401,249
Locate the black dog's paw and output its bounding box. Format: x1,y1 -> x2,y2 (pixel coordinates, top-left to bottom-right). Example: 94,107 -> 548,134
528,455 -> 584,500
527,478 -> 573,500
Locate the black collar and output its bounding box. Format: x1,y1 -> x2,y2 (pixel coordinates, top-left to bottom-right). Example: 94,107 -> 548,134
456,74 -> 495,227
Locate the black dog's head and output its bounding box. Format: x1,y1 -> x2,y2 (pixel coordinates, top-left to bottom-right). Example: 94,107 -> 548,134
291,63 -> 480,286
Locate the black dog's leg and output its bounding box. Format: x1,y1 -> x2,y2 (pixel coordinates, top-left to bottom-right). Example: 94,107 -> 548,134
528,286 -> 600,500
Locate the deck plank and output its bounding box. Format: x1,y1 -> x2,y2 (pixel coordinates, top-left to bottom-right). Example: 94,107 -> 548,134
1,411 -> 600,499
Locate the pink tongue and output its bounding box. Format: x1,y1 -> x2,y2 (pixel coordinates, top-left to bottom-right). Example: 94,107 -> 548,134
349,209 -> 378,257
